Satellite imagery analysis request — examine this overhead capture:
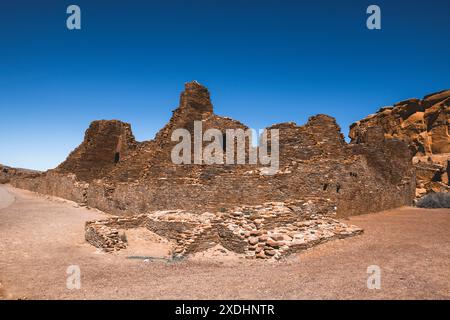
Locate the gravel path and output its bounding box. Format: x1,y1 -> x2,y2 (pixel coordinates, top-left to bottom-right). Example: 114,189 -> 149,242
0,184 -> 449,300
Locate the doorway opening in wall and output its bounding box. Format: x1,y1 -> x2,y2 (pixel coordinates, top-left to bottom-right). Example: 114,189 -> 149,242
222,132 -> 227,152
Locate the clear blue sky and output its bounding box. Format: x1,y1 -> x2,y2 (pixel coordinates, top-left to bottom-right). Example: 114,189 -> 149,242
1,0 -> 449,170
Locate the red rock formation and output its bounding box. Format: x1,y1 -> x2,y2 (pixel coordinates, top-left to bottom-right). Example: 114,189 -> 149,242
0,164 -> 41,184
350,89 -> 450,155
350,89 -> 450,197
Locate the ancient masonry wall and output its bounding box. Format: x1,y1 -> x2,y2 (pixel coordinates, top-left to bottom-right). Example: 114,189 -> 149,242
85,200 -> 363,259
11,133 -> 415,217
10,81 -> 416,218
12,171 -> 88,204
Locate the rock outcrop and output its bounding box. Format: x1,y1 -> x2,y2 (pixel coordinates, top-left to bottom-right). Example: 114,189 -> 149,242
350,89 -> 450,197
0,164 -> 41,184
413,154 -> 450,197
350,89 -> 450,155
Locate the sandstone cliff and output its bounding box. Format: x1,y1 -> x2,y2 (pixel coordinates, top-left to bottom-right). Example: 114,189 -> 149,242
350,89 -> 449,155
350,89 -> 450,197
0,164 -> 41,184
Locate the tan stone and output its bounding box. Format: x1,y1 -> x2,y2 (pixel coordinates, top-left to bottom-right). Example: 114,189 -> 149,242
248,237 -> 259,245
265,249 -> 276,256
256,251 -> 266,259
266,238 -> 281,248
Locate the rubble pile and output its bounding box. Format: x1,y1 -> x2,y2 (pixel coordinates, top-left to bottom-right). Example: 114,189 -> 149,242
414,155 -> 450,197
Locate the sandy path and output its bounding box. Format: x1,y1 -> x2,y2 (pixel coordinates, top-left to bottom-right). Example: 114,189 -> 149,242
0,184 -> 449,300
0,186 -> 15,210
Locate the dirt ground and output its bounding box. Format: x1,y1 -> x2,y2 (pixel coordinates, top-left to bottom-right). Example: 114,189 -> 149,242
0,184 -> 449,300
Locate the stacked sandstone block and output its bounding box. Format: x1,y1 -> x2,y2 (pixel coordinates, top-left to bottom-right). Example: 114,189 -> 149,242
85,199 -> 363,260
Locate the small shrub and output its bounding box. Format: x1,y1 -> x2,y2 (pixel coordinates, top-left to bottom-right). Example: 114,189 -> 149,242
416,192 -> 450,209
120,232 -> 128,243
219,207 -> 227,213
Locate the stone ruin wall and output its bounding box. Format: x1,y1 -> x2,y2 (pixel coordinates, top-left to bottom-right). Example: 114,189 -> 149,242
56,120 -> 138,182
85,200 -> 363,260
10,81 -> 416,218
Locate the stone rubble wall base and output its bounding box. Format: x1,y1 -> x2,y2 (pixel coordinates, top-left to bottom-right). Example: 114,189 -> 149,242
84,200 -> 363,260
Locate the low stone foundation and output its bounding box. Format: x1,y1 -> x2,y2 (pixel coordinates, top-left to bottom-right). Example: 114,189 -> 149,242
85,199 -> 363,260
85,223 -> 127,252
